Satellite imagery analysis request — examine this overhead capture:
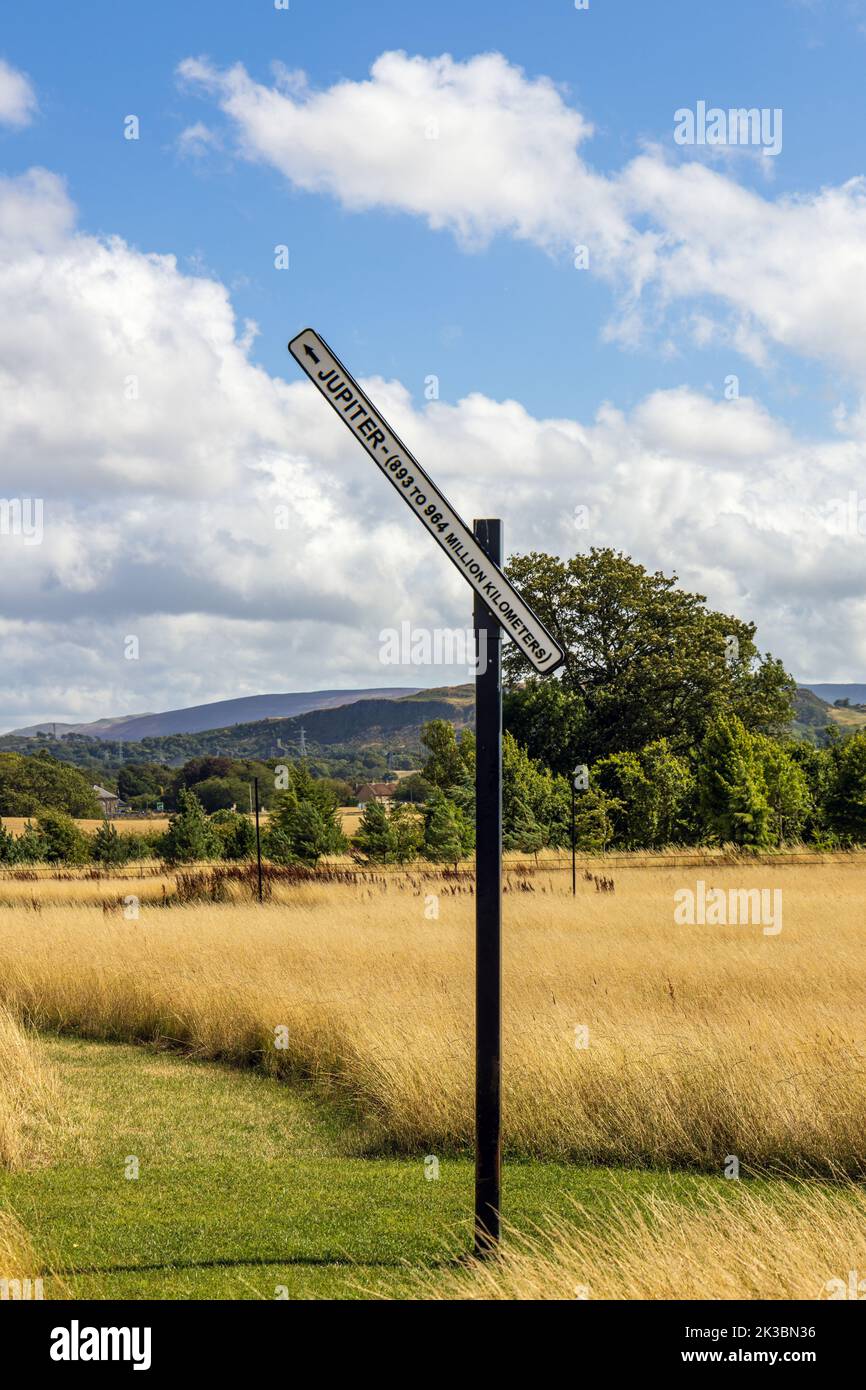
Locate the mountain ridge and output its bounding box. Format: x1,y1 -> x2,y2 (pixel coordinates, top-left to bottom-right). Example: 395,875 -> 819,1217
6,687 -> 423,741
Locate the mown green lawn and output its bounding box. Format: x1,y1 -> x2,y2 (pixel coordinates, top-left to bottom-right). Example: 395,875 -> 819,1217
0,1036 -> 787,1300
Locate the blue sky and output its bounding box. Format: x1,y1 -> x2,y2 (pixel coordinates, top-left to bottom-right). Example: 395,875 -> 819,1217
1,0 -> 866,725
3,0 -> 862,422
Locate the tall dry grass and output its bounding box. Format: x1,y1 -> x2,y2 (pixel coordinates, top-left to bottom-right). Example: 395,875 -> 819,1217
411,1182 -> 866,1300
0,1006 -> 59,1170
0,1209 -> 40,1286
0,862 -> 863,1172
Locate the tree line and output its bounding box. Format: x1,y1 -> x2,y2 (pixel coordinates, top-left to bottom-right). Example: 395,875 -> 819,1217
3,548 -> 866,863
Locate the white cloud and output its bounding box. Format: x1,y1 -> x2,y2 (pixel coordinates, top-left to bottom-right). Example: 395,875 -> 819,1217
630,389 -> 791,461
0,58 -> 36,128
177,51 -> 636,261
0,169 -> 290,496
179,51 -> 866,382
177,121 -> 221,158
2,164 -> 866,728
618,154 -> 866,380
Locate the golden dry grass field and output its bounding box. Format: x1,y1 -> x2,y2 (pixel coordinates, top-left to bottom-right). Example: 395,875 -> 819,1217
1,816 -> 170,838
407,1181 -> 866,1301
0,1006 -> 60,1171
0,858 -> 864,1174
1,854 -> 865,1301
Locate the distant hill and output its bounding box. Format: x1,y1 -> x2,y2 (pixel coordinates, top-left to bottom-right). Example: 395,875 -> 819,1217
7,688 -> 422,741
8,714 -> 154,739
0,685 -> 475,770
792,686 -> 866,743
800,683 -> 866,707
5,681 -> 864,770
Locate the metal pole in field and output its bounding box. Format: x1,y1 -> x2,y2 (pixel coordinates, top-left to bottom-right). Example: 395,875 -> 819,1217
254,777 -> 263,904
473,518 -> 502,1256
571,782 -> 577,897
288,330 -> 567,1258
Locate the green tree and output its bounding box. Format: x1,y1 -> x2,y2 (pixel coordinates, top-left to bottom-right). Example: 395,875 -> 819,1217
502,732 -> 570,850
389,801 -> 423,864
187,776 -> 244,813
264,782 -> 345,866
697,716 -> 772,847
503,548 -> 795,761
422,791 -> 466,867
572,787 -> 621,854
0,822 -> 21,864
315,777 -> 354,807
353,800 -> 393,864
161,788 -> 219,864
787,740 -> 832,840
91,820 -> 131,867
824,732 -> 866,844
503,799 -> 545,861
36,808 -> 90,864
12,822 -> 48,863
594,739 -> 694,849
116,762 -> 166,802
392,773 -> 432,804
503,679 -> 587,778
291,801 -> 333,867
0,751 -> 100,817
754,737 -> 812,845
210,810 -> 257,861
421,720 -> 469,790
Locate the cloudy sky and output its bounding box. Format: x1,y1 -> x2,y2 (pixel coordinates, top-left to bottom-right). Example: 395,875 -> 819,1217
2,0 -> 866,730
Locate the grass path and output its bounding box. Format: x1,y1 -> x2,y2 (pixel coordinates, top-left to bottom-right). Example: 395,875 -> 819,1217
0,1033 -> 769,1300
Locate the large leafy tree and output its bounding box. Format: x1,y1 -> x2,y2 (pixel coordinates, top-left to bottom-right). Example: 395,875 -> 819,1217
0,751 -> 100,817
421,720 -> 474,790
503,548 -> 794,761
754,737 -> 812,845
503,679 -> 586,779
116,762 -> 165,802
697,715 -> 772,847
594,739 -> 694,849
502,732 -> 570,849
824,732 -> 866,844
572,786 -> 621,854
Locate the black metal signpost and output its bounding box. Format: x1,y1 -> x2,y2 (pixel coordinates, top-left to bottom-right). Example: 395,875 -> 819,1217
288,328 -> 565,1254
254,776 -> 263,903
473,518 -> 503,1253
571,779 -> 577,897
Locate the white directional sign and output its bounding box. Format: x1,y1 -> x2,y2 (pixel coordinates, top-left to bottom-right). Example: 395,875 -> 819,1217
288,328 -> 566,675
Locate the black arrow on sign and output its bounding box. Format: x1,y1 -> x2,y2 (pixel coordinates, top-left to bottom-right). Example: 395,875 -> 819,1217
302,343 -> 320,364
